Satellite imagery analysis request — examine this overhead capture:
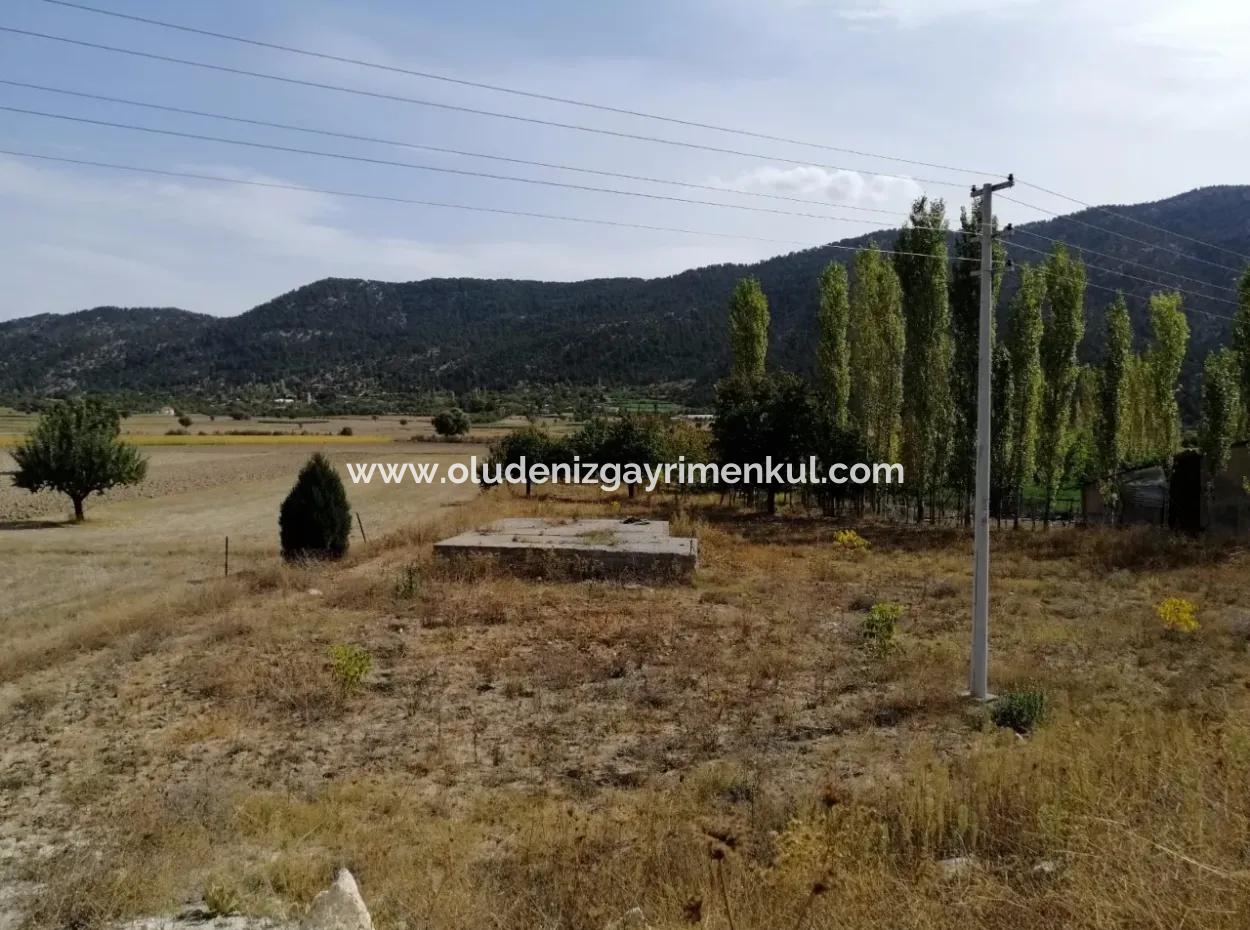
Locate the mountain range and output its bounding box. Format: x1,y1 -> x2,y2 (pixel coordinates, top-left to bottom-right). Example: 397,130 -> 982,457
2,185 -> 1247,407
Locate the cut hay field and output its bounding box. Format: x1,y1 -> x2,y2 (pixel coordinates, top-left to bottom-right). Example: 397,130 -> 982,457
1,479 -> 1248,930
0,441 -> 486,665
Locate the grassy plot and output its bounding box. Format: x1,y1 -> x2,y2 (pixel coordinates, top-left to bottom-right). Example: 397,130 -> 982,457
3,485 -> 1248,929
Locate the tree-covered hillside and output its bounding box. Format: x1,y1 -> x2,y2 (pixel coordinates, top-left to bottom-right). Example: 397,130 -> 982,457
2,185 -> 1246,407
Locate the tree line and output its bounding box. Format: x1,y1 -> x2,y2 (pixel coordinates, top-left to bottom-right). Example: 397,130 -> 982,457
711,196 -> 1250,525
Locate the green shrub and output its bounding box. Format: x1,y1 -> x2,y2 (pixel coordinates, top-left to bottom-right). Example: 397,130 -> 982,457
328,644 -> 372,695
339,426 -> 354,436
177,415 -> 193,428
860,602 -> 902,657
990,688 -> 1047,734
432,407 -> 471,437
279,452 -> 351,560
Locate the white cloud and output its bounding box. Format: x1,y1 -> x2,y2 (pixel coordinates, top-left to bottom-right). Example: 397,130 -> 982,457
710,165 -> 923,218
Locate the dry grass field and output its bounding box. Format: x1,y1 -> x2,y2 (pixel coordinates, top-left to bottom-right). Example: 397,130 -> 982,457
1,476 -> 1248,929
0,441 -> 485,676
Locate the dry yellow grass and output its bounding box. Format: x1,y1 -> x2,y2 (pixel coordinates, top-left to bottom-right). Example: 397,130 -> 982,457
3,487 -> 1249,929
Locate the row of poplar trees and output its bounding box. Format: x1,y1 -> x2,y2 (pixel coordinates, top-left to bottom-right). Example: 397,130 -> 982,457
719,196 -> 1250,526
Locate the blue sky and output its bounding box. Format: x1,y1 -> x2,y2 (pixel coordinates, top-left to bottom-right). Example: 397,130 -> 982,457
1,0 -> 1247,319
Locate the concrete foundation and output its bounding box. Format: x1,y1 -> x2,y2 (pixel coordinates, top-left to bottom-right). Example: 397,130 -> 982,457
434,517 -> 697,581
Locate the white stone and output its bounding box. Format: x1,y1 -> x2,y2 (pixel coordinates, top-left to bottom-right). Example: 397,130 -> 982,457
302,869 -> 372,930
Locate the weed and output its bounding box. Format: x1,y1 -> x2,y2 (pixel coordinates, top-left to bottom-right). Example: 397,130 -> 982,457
327,644 -> 372,695
990,688 -> 1047,734
1157,597 -> 1199,634
394,563 -> 422,599
859,602 -> 902,657
833,529 -> 869,550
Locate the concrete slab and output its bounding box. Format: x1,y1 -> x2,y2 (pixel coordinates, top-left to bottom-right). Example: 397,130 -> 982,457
434,517 -> 697,581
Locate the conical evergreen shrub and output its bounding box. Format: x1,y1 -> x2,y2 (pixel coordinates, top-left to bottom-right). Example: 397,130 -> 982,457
279,452 -> 351,561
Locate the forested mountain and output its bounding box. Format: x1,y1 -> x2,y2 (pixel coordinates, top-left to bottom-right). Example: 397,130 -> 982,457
2,185 -> 1247,405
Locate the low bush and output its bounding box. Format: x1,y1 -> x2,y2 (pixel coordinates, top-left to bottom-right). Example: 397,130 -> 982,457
990,687 -> 1047,733
859,602 -> 902,657
327,644 -> 372,695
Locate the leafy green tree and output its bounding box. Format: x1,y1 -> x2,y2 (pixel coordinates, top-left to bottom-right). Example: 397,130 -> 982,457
848,244 -> 905,468
713,373 -> 818,515
727,277 -> 769,379
279,452 -> 351,560
432,407 -> 471,438
1140,292 -> 1190,463
12,397 -> 147,521
948,201 -> 1006,520
816,261 -> 851,428
1199,349 -> 1241,511
893,198 -> 953,521
1098,294 -> 1133,477
1004,265 -> 1044,525
487,425 -> 561,496
989,342 -> 1015,524
1234,268 -> 1250,430
1037,245 -> 1086,527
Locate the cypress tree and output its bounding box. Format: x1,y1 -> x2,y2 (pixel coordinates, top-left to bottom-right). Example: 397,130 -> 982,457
280,452 -> 352,560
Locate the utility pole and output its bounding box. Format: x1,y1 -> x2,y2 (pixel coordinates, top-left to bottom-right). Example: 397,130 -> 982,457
970,174 -> 1014,700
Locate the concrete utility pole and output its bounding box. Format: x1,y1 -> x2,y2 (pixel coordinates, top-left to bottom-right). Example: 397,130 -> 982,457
970,174 -> 1014,700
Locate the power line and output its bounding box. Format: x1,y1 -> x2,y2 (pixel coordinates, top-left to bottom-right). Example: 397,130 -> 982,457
1006,238 -> 1238,318
1017,178 -> 1250,263
1000,193 -> 1245,275
0,26 -> 973,190
1009,225 -> 1239,296
38,0 -> 1003,181
0,147 -> 987,265
0,104 -> 963,230
0,79 -> 930,221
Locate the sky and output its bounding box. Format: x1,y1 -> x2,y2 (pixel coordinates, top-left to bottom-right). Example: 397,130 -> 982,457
1,0 -> 1248,320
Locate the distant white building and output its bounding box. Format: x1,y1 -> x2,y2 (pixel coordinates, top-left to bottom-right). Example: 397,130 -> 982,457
159,406 -> 176,416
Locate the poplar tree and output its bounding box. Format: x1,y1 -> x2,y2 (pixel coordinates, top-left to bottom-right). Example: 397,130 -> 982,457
990,342 -> 1015,524
849,245 -> 906,466
727,277 -> 769,379
948,201 -> 1006,520
1098,294 -> 1133,476
1037,245 -> 1086,527
1141,292 -> 1189,463
1232,267 -> 1250,429
816,262 -> 851,428
1199,349 -> 1241,510
893,197 -> 952,522
1004,263 -> 1044,528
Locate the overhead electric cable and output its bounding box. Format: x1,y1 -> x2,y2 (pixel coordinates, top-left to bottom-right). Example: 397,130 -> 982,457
1017,178 -> 1250,263
1000,193 -> 1244,274
0,26 -> 973,190
0,79 -> 937,220
0,104 -> 974,230
37,0 -> 1003,180
0,147 -> 991,265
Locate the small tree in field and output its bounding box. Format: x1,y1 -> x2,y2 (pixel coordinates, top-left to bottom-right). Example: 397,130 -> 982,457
432,407 -> 471,438
279,452 -> 351,560
12,397 -> 147,520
